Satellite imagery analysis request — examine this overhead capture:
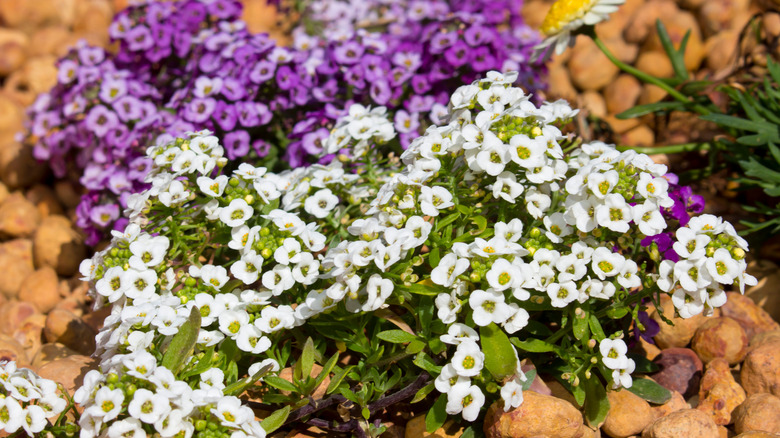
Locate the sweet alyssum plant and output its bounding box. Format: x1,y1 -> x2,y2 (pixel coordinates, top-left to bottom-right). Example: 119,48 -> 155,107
3,71 -> 756,437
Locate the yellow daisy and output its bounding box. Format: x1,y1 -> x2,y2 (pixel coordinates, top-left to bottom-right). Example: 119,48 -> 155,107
532,0 -> 625,62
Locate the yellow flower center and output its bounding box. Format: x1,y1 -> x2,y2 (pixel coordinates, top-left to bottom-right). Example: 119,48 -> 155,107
541,0 -> 597,35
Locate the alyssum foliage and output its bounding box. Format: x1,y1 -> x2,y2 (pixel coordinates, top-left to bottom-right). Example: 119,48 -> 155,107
3,71 -> 756,437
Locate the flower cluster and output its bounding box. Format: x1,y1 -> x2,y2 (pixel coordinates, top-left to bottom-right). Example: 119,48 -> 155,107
0,361 -> 69,436
23,0 -> 544,245
61,71 -> 755,435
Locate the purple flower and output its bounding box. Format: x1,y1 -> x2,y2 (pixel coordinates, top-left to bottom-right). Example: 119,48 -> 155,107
333,41 -> 365,65
184,98 -> 216,123
394,110 -> 420,134
444,41 -> 470,67
126,26 -> 155,51
275,65 -> 299,90
249,59 -> 276,84
224,130 -> 250,159
113,96 -> 144,122
85,105 -> 119,138
634,310 -> 660,345
429,32 -> 458,54
89,203 -> 120,228
370,80 -> 392,105
214,102 -> 238,131
301,128 -> 329,155
253,139 -> 271,158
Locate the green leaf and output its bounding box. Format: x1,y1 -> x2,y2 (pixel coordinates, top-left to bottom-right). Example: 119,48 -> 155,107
471,216 -> 488,234
480,323 -> 517,380
572,309 -> 589,341
429,246 -> 441,269
511,338 -> 556,353
223,363 -> 273,396
310,353 -> 339,395
456,204 -> 472,215
627,379 -> 672,404
740,157 -> 780,183
406,339 -> 427,354
435,211 -> 461,232
326,366 -> 354,395
414,352 -> 442,375
606,304 -> 629,319
403,282 -> 441,296
161,306 -> 201,376
264,376 -> 298,393
377,330 -> 418,344
627,353 -> 659,374
521,369 -> 537,391
588,314 -> 606,342
260,406 -> 290,434
299,337 -> 315,382
425,395 -> 448,433
656,19 -> 689,80
582,375 -> 610,428
615,101 -> 683,119
701,113 -> 778,137
411,382 -> 436,404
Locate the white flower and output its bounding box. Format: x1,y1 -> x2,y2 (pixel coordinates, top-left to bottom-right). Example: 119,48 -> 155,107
274,238 -> 302,265
509,134 -> 545,169
362,274 -> 393,311
435,364 -> 470,394
636,173 -> 673,207
445,382 -> 485,421
704,249 -> 738,285
599,339 -> 629,370
95,266 -> 129,302
688,214 -> 725,234
617,259 -> 641,290
129,235 -> 169,269
502,304 -> 530,334
219,198 -> 253,227
555,254 -> 587,283
419,186 -> 454,217
500,378 -> 524,412
304,189 -> 339,218
128,389 -> 170,424
672,227 -> 710,260
475,134 -> 510,176
672,288 -> 706,318
674,258 -> 711,292
124,268 -> 158,300
632,201 -> 667,236
219,310 -> 250,338
201,264 -> 230,291
588,170 -> 618,198
486,258 -> 522,291
469,289 -> 514,326
211,396 -> 253,428
595,193 -> 631,233
292,253 -> 319,285
440,323 -> 479,345
231,251 -> 264,285
107,418 -> 146,438
158,179 -> 190,207
592,247 -> 625,280
92,387 -> 124,421
525,189 -> 551,219
611,358 -> 636,389
491,171 -> 524,203
495,219 -> 524,243
254,305 -> 296,333
261,265 -> 295,295
547,281 -> 578,308
543,212 -> 572,243
197,175 -> 228,197
451,341 -> 485,377
0,397 -> 23,433
435,292 -> 463,324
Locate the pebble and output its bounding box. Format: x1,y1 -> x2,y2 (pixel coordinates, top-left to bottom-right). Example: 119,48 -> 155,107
568,38 -> 620,91
0,192 -> 41,237
604,74 -> 642,114
43,308 -> 96,356
691,317 -> 749,364
0,238 -> 34,298
0,140 -> 47,189
651,295 -> 709,349
696,358 -> 746,425
26,184 -> 65,218
651,390 -> 690,419
641,409 -> 719,438
740,340 -> 780,397
0,333 -> 29,366
733,393 -> 780,434
33,214 -> 87,276
603,389 -> 655,437
483,391 -> 583,438
36,354 -> 98,395
745,268 -> 780,324
720,292 -> 780,341
734,432 -> 780,438
18,267 -> 61,313
404,417 -> 464,438
651,347 -> 703,398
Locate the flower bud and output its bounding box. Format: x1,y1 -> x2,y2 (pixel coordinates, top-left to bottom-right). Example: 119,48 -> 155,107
588,339 -> 597,349
585,370 -> 592,379
216,157 -> 228,168
244,194 -> 254,204
261,248 -> 273,259
530,126 -> 543,138
530,227 -> 542,238
731,247 -> 746,260
469,272 -> 481,282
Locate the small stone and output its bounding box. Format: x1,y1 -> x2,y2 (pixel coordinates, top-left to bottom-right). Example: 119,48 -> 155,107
0,141 -> 47,189
749,330 -> 780,353
691,317 -> 749,364
568,38 -> 620,91
0,182 -> 9,204
26,184 -> 64,218
18,267 -> 61,314
620,124 -> 655,147
44,308 -> 96,356
0,40 -> 27,76
36,355 -> 97,395
581,91 -> 607,119
740,340 -> 780,397
20,56 -> 58,95
0,300 -> 39,336
651,390 -> 690,419
29,25 -> 72,57
720,292 -> 780,341
33,215 -> 87,276
635,51 -> 674,78
705,31 -> 740,73
603,389 -> 655,437
745,271 -> 780,325
546,379 -> 579,407
733,393 -> 780,434
604,115 -> 641,135
641,409 -> 719,438
0,238 -> 34,299
650,347 -> 703,399
30,342 -> 79,369
643,10 -> 705,71
624,0 -> 680,44
604,74 -> 642,115
638,84 -> 669,106
698,0 -> 751,36
546,64 -> 579,103
11,318 -> 45,362
651,295 -> 710,349
54,180 -> 83,209
0,192 -> 41,237
240,0 -> 289,45
404,417 -> 464,438
0,333 -> 29,366
734,432 -> 780,438
696,358 -> 746,425
483,391 -> 583,438
0,94 -> 24,142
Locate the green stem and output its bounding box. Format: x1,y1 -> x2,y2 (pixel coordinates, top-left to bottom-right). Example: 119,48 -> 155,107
615,142 -> 712,155
590,34 -> 711,116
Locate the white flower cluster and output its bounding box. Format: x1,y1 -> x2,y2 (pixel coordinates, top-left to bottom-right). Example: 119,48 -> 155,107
599,338 -> 635,389
0,361 -> 68,436
75,351 -> 272,438
325,104 -> 395,156
657,215 -> 755,318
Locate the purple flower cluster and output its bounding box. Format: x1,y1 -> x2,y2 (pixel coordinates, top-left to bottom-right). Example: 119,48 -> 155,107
641,174 -> 706,262
22,0 -> 544,245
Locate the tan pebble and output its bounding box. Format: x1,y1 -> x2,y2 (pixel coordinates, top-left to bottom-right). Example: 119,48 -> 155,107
3,71 -> 37,107
483,391 -> 583,438
641,409 -> 718,438
580,91 -> 607,118
604,74 -> 642,115
733,393 -> 780,434
740,340 -> 780,397
44,308 -> 96,356
745,272 -> 780,326
603,37 -> 640,64
73,0 -> 113,35
568,38 -> 620,91
692,317 -> 749,364
0,182 -> 9,204
705,30 -> 740,73
29,25 -> 72,57
603,389 -> 655,437
0,93 -> 24,141
0,28 -> 29,47
620,125 -> 655,147
20,56 -> 59,95
749,330 -> 780,353
36,355 -> 98,395
546,64 -> 579,102
546,379 -> 579,407
604,115 -> 641,135
11,318 -> 45,362
34,215 -> 87,276
651,390 -> 689,419
0,192 -> 41,237
0,41 -> 27,77
721,292 -> 780,341
26,184 -> 65,217
734,431 -> 780,438
520,0 -> 552,29
0,141 -> 48,189
0,300 -> 39,336
698,0 -> 751,36
675,0 -> 706,9
651,295 -> 710,349
404,416 -> 464,438
54,180 -> 84,209
764,13 -> 780,38
638,84 -> 669,106
635,51 -> 674,78
624,0 -> 680,44
696,358 -> 746,425
643,11 -> 705,71
18,267 -> 61,313
0,239 -> 35,299
30,342 -> 79,369
53,296 -> 84,317
0,333 -> 29,366
595,0 -> 643,40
